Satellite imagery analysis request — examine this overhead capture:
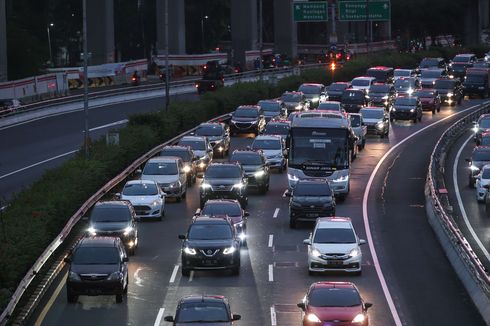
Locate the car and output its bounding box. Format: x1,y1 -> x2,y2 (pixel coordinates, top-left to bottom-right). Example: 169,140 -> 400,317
229,149 -> 270,193
449,55 -> 474,79
229,105 -> 266,136
263,120 -> 291,148
303,217 -> 366,275
87,201 -> 138,255
472,61 -> 490,69
281,91 -> 309,114
251,134 -> 287,172
118,180 -> 165,220
480,131 -> 490,146
141,156 -> 188,201
420,68 -> 448,88
160,145 -> 198,185
394,68 -> 416,80
326,82 -> 351,101
349,113 -> 367,149
433,78 -> 463,105
414,89 -> 441,114
65,237 -> 129,303
178,135 -> 213,173
179,217 -> 241,276
350,76 -> 376,92
360,107 -> 389,137
287,179 -> 336,228
418,57 -> 446,71
473,114 -> 490,145
196,199 -> 249,246
367,83 -> 396,108
394,77 -> 420,96
366,66 -> 394,84
0,98 -> 23,113
297,282 -> 373,326
390,96 -> 422,123
467,146 -> 490,188
450,53 -> 476,65
200,163 -> 248,208
298,83 -> 327,108
257,99 -> 287,122
476,164 -> 490,202
164,295 -> 241,325
341,88 -> 368,113
194,122 -> 230,158
318,101 -> 347,115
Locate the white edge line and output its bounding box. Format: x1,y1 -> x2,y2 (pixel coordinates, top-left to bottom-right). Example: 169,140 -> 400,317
453,133 -> 490,261
189,271 -> 194,282
87,119 -> 129,132
154,307 -> 165,326
169,265 -> 179,283
268,264 -> 274,282
268,234 -> 274,248
0,149 -> 79,180
273,208 -> 279,218
362,102 -> 487,326
270,306 -> 277,326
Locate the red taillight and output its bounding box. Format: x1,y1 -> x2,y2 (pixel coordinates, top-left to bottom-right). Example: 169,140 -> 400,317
346,55 -> 351,61
336,53 -> 341,59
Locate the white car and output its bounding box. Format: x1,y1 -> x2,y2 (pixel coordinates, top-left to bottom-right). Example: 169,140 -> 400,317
350,76 -> 376,93
303,217 -> 366,275
119,180 -> 166,220
251,135 -> 286,172
394,68 -> 416,81
141,156 -> 188,201
476,164 -> 490,202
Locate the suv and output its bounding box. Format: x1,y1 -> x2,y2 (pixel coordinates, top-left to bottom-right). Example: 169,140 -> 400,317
194,122 -> 230,158
280,91 -> 309,114
467,146 -> 490,188
341,88 -> 368,113
394,68 -> 416,81
178,135 -> 213,173
390,96 -> 422,123
160,145 -> 198,185
119,180 -> 165,220
229,105 -> 266,136
257,99 -> 287,122
87,201 -> 138,255
350,76 -> 376,92
420,69 -> 448,88
230,149 -> 270,193
303,217 -> 367,275
349,113 -> 367,149
298,83 -> 326,108
418,57 -> 446,71
287,179 -> 336,228
179,217 -> 241,276
394,77 -> 420,96
141,156 -> 187,201
65,237 -> 129,303
434,78 -> 463,106
200,163 -> 248,208
251,135 -> 287,172
367,84 -> 396,108
360,107 -> 390,138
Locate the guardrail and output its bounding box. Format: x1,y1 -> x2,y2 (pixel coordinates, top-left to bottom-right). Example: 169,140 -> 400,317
427,103 -> 490,323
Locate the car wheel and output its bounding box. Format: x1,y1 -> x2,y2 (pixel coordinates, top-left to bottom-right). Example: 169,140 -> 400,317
128,247 -> 135,256
380,133 -> 385,139
259,184 -> 268,194
67,290 -> 77,303
390,117 -> 394,122
413,117 -> 417,123
418,115 -> 422,122
182,268 -> 191,277
240,197 -> 248,208
158,210 -> 164,221
355,269 -> 362,276
437,106 -> 441,112
458,97 -> 462,105
469,176 -> 475,188
432,108 -> 436,114
116,294 -> 123,303
361,139 -> 366,149
242,238 -> 248,248
200,198 -> 205,208
289,218 -> 297,229
187,177 -> 192,187
231,262 -> 240,275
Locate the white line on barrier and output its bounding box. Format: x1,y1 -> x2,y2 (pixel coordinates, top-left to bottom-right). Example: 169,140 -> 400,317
273,208 -> 279,218
268,264 -> 274,282
154,307 -> 165,326
453,133 -> 490,262
362,102 -> 488,326
87,119 -> 128,132
0,149 -> 79,180
270,306 -> 277,326
268,234 -> 274,248
169,265 -> 179,283
34,272 -> 67,326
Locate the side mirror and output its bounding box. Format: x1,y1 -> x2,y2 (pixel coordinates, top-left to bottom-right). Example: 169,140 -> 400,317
244,211 -> 250,217
192,156 -> 199,161
297,302 -> 306,311
161,194 -> 166,198
284,190 -> 292,197
164,316 -> 174,322
195,208 -> 201,216
122,256 -> 129,262
283,149 -> 288,156
232,314 -> 241,321
115,192 -> 121,198
303,239 -> 311,245
135,168 -> 142,174
465,158 -> 471,162
365,302 -> 373,310
359,239 -> 367,245
63,257 -> 71,263
178,234 -> 186,240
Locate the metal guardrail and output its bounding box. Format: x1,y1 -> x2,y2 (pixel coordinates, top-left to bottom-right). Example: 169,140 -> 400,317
427,104 -> 490,297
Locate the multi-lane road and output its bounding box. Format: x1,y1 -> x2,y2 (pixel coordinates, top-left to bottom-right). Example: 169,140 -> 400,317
12,96 -> 486,325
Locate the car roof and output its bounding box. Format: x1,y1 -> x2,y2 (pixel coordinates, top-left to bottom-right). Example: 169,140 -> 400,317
283,91 -> 303,95
474,146 -> 490,153
292,117 -> 349,128
258,99 -> 281,104
94,200 -> 131,208
344,88 -> 366,92
204,199 -> 241,206
180,135 -> 207,142
352,76 -> 376,80
320,101 -> 341,105
179,295 -> 227,305
162,145 -> 191,151
316,217 -> 353,229
300,83 -> 324,87
454,53 -> 474,58
311,281 -> 356,290
192,217 -> 233,225
77,236 -> 121,247
394,68 -> 413,72
198,122 -> 223,127
125,179 -> 158,186
231,149 -> 263,155
147,156 -> 181,163
331,82 -> 350,85
361,107 -> 384,112
368,66 -> 393,71
208,162 -> 241,168
237,105 -> 260,110
255,134 -> 282,141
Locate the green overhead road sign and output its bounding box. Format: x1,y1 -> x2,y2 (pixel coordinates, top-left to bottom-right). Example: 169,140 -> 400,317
339,1 -> 390,21
293,1 -> 328,22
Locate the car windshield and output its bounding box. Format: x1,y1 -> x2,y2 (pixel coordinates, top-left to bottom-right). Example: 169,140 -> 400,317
281,93 -> 302,102
308,288 -> 362,307
360,109 -> 384,119
394,70 -> 411,77
313,228 -> 356,244
196,125 -> 223,136
473,63 -> 489,69
395,98 -> 417,106
367,70 -> 388,81
452,64 -> 466,72
176,302 -> 229,323
122,183 -> 158,196
234,108 -> 259,117
90,206 -> 131,222
453,56 -> 470,63
264,124 -> 289,135
479,118 -> 490,128
298,85 -> 321,94
205,166 -> 241,178
179,140 -> 206,151
294,183 -> 331,196
350,115 -> 361,127
341,91 -> 364,103
230,153 -> 263,165
481,137 -> 490,146
473,151 -> 490,161
434,80 -> 454,89
482,169 -> 490,179
414,90 -> 435,97
369,85 -> 390,93
252,139 -> 281,150
143,162 -> 178,175
202,203 -> 242,217
160,149 -> 192,161
329,83 -> 348,91
259,101 -> 281,112
72,247 -> 120,265
318,102 -> 341,111
421,70 -> 442,78
188,224 -> 233,240
351,79 -> 370,86
466,75 -> 485,83
420,58 -> 440,68
394,79 -> 414,89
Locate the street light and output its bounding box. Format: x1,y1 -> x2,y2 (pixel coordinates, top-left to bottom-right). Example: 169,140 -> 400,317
201,15 -> 209,53
47,22 -> 54,66
330,62 -> 336,82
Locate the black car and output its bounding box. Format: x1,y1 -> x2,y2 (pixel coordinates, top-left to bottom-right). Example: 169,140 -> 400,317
65,237 -> 129,303
467,146 -> 490,187
450,53 -> 476,79
463,68 -> 490,98
390,96 -> 422,123
196,199 -> 249,246
434,78 -> 463,105
200,163 -> 248,208
229,105 -> 266,136
341,88 -> 368,113
195,122 -> 230,158
474,114 -> 490,145
87,201 -> 138,255
263,120 -> 291,148
326,82 -> 351,101
257,99 -> 287,122
286,179 -> 336,228
164,295 -> 241,325
360,107 -> 390,137
160,145 -> 198,185
394,77 -> 420,96
280,91 -> 309,114
366,66 -> 394,84
179,217 -> 241,276
229,149 -> 270,193
298,83 -> 326,108
367,84 -> 396,108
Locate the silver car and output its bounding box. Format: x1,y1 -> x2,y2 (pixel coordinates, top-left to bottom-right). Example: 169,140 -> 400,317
349,113 -> 367,150
251,135 -> 287,172
141,157 -> 187,201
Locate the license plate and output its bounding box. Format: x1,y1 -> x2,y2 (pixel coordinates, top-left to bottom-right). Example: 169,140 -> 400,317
306,213 -> 319,217
203,260 -> 217,265
327,260 -> 343,265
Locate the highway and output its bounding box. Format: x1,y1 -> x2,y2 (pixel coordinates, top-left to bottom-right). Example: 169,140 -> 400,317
25,98 -> 486,325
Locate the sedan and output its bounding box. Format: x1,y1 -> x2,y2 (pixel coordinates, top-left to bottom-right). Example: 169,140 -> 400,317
390,96 -> 422,123
119,180 -> 165,220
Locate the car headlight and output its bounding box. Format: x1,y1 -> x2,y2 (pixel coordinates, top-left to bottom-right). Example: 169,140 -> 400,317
123,226 -> 134,236
376,121 -> 384,128
198,161 -> 206,169
295,105 -> 302,110
69,271 -> 81,281
170,181 -> 180,188
382,95 -> 389,100
87,227 -> 97,236
201,182 -> 212,189
473,126 -> 479,133
238,232 -> 247,241
183,247 -> 197,255
223,246 -> 236,255
311,97 -> 319,103
352,313 -> 366,324
288,174 -> 299,181
391,107 -> 396,112
407,88 -> 414,95
332,175 -> 349,183
311,248 -> 322,258
447,92 -> 453,97
182,165 -> 191,173
254,170 -> 265,178
470,165 -> 480,171
233,183 -> 244,189
152,199 -> 162,207
107,271 -> 123,281
349,247 -> 360,258
306,313 -> 322,323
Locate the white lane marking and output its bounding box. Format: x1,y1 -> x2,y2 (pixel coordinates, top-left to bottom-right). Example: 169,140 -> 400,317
134,267 -> 144,287
0,149 -> 79,180
34,272 -> 68,326
169,265 -> 179,283
453,133 -> 490,262
270,306 -> 277,326
362,102 -> 488,326
154,307 -> 165,326
189,271 -> 194,282
86,119 -> 128,132
268,264 -> 274,282
273,208 -> 279,218
268,234 -> 274,247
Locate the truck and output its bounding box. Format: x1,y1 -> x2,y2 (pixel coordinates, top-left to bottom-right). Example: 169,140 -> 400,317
287,117 -> 357,200
195,60 -> 225,94
463,68 -> 490,98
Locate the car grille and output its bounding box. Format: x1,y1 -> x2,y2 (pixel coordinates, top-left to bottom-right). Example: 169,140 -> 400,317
320,253 -> 349,260
199,249 -> 221,257
133,205 -> 152,215
211,185 -> 234,192
80,273 -> 109,281
303,170 -> 334,177
235,122 -> 252,129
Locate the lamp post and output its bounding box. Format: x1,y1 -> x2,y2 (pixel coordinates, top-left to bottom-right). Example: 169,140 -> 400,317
201,15 -> 209,53
47,23 -> 54,66
330,61 -> 336,82
82,0 -> 89,158
165,0 -> 170,110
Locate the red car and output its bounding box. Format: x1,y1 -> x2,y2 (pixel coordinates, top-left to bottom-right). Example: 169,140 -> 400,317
414,89 -> 441,114
297,282 -> 372,326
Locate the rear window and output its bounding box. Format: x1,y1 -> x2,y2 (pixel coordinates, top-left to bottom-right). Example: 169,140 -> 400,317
421,70 -> 443,78
328,83 -> 349,91
281,93 -> 302,102
160,149 -> 192,161
395,97 -> 417,106
351,79 -> 370,87
202,203 -> 242,217
369,85 -> 390,93
434,79 -> 455,89
230,152 -> 263,165
143,162 -> 178,175
196,125 -> 223,136
318,102 -> 341,111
